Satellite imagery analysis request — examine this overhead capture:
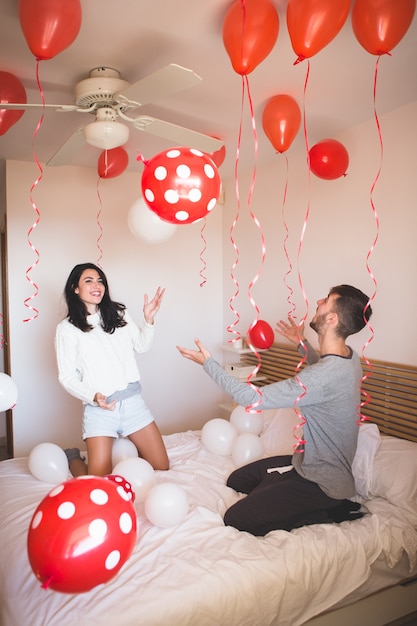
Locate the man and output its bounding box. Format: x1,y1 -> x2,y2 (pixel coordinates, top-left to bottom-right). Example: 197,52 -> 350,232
177,285 -> 372,535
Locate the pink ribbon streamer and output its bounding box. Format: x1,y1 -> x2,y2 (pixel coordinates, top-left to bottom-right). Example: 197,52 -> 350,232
289,61 -> 316,450
358,56 -> 383,424
96,177 -> 104,269
23,60 -> 44,324
280,154 -> 297,318
199,218 -> 207,287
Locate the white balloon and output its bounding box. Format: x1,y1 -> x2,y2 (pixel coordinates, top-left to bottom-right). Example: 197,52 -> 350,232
201,418 -> 237,456
144,483 -> 189,528
128,197 -> 177,244
113,457 -> 156,503
230,405 -> 264,435
0,373 -> 18,411
112,437 -> 138,468
232,433 -> 264,467
28,443 -> 69,484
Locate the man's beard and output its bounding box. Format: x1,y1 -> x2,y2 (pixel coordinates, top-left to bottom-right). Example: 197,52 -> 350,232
309,313 -> 327,334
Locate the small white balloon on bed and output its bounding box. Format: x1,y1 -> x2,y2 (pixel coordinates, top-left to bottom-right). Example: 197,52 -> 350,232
144,483 -> 189,528
232,433 -> 264,467
28,442 -> 69,483
201,418 -> 237,456
230,405 -> 264,435
113,457 -> 156,503
112,437 -> 138,468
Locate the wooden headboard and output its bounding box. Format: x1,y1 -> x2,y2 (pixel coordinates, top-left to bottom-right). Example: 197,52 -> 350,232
240,342 -> 417,443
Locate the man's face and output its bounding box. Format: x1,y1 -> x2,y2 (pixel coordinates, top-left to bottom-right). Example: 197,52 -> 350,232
309,293 -> 339,334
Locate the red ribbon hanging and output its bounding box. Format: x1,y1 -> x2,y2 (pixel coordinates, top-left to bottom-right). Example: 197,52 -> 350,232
23,60 -> 44,323
96,177 -> 104,269
280,154 -> 297,318
358,56 -> 383,424
199,218 -> 207,288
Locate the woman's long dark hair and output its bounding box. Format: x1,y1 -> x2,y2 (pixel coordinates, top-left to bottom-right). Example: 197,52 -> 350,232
64,263 -> 127,333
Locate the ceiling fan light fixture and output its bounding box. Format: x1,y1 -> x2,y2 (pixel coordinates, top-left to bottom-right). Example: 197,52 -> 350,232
84,119 -> 129,150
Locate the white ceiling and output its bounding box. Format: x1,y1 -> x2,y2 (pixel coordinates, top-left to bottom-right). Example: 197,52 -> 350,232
1,0 -> 416,180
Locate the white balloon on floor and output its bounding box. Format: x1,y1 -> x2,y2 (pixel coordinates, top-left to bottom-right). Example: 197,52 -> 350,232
230,405 -> 264,435
112,437 -> 138,468
28,442 -> 69,484
113,457 -> 156,503
232,433 -> 264,467
201,418 -> 237,456
144,483 -> 189,528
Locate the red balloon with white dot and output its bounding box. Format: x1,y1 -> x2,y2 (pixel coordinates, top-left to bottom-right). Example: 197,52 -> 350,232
27,476 -> 137,594
141,147 -> 221,225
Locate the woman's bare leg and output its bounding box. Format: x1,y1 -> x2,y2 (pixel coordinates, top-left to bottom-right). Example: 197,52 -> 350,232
69,436 -> 114,476
128,422 -> 169,470
86,436 -> 114,476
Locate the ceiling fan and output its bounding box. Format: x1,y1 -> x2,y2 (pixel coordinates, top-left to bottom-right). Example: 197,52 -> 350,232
2,63 -> 224,166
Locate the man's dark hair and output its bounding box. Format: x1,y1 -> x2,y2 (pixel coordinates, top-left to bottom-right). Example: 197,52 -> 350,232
64,262 -> 127,334
329,284 -> 372,339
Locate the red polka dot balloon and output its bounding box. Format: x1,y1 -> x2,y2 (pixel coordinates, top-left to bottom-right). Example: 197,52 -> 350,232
105,474 -> 136,503
141,147 -> 221,225
27,476 -> 137,594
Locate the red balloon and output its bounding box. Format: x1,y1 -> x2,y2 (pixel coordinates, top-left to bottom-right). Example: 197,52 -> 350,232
287,0 -> 350,62
141,147 -> 221,225
98,147 -> 129,179
0,72 -> 27,136
210,143 -> 226,168
309,139 -> 349,180
105,474 -> 136,503
222,0 -> 279,75
19,0 -> 82,60
248,320 -> 275,350
27,476 -> 137,593
262,95 -> 301,153
352,0 -> 416,55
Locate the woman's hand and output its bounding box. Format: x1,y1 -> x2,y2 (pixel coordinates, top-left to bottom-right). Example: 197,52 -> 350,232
176,338 -> 211,365
275,317 -> 306,345
94,392 -> 116,411
144,286 -> 166,324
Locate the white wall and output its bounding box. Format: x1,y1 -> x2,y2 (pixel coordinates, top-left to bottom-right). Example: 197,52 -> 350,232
222,101 -> 417,364
6,162 -> 226,456
6,101 -> 417,456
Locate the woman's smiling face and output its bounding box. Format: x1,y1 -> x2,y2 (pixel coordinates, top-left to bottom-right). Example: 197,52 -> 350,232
74,268 -> 105,314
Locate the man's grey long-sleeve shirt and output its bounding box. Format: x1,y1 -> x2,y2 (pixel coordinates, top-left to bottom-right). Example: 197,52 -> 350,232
203,341 -> 362,499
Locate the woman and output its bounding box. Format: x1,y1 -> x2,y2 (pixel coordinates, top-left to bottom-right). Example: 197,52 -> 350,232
55,262 -> 169,476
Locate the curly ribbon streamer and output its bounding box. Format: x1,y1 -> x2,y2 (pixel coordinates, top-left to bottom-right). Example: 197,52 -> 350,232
226,77 -> 245,347
290,60 -> 314,451
242,73 -> 266,414
199,218 -> 207,287
358,56 -> 383,424
96,177 -> 104,269
280,154 -> 297,319
23,59 -> 44,324
0,313 -> 4,350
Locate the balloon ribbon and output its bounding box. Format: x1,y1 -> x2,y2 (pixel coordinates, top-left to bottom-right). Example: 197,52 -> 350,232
359,56 -> 382,424
23,60 -> 44,323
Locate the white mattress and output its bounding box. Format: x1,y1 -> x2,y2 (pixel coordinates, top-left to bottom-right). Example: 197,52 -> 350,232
1,430 -> 416,626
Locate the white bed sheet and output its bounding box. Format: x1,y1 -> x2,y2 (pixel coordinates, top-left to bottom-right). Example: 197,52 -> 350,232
1,430 -> 416,626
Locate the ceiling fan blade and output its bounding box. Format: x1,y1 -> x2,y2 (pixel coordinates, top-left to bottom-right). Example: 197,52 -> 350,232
118,64 -> 202,107
46,126 -> 86,167
0,102 -> 78,111
133,116 -> 224,153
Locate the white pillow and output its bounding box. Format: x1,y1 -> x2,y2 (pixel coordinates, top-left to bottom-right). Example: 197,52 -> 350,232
352,422 -> 381,498
260,408 -> 304,456
369,435 -> 417,511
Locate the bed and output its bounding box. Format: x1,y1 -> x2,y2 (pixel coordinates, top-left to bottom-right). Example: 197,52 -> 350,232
1,349 -> 417,626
